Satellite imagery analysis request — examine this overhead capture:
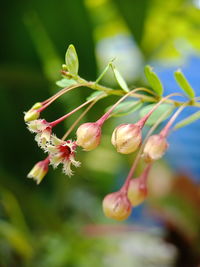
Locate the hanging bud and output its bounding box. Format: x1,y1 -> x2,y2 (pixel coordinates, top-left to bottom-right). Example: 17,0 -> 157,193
24,102 -> 42,122
76,122 -> 101,151
128,178 -> 147,206
143,134 -> 168,162
102,191 -> 132,221
27,158 -> 49,184
111,124 -> 142,154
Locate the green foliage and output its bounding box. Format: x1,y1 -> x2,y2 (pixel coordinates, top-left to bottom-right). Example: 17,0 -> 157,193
174,69 -> 195,99
56,78 -> 77,88
144,65 -> 164,96
106,100 -> 142,117
65,44 -> 79,76
140,103 -> 175,125
111,64 -> 130,92
174,110 -> 200,129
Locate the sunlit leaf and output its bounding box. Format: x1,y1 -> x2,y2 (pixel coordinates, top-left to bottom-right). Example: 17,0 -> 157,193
65,44 -> 79,75
174,110 -> 200,130
86,91 -> 107,101
56,78 -> 77,88
144,65 -> 164,96
106,101 -> 142,117
112,65 -> 129,92
174,69 -> 195,99
140,103 -> 174,125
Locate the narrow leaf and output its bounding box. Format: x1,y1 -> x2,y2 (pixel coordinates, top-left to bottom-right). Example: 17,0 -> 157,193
144,65 -> 164,96
112,66 -> 129,92
174,110 -> 200,129
140,103 -> 174,125
65,44 -> 79,75
106,101 -> 142,117
56,78 -> 77,88
174,69 -> 195,99
86,91 -> 107,101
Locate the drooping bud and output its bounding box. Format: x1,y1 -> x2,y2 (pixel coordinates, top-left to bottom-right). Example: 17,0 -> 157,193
27,158 -> 49,184
24,102 -> 42,122
111,124 -> 142,154
143,134 -> 168,162
128,178 -> 147,206
102,191 -> 132,221
76,122 -> 101,151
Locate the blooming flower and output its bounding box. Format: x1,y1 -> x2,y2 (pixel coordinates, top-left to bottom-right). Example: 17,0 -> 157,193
27,157 -> 49,184
46,135 -> 80,177
27,119 -> 52,149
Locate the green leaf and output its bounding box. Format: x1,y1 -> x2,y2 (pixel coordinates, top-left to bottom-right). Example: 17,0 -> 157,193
174,69 -> 195,99
140,103 -> 174,125
86,91 -> 107,101
174,110 -> 200,130
112,65 -> 129,92
56,78 -> 77,88
105,101 -> 142,117
65,44 -> 79,75
144,65 -> 164,96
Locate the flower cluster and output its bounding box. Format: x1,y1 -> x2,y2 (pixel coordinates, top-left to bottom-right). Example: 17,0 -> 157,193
24,44 -> 192,221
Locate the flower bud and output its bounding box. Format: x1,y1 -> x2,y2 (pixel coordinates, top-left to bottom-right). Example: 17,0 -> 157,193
24,109 -> 40,122
102,191 -> 132,221
128,178 -> 147,206
143,134 -> 168,162
24,102 -> 42,122
27,158 -> 49,184
76,122 -> 101,151
111,124 -> 142,154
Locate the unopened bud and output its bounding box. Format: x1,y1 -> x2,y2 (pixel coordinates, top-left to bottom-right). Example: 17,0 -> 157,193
102,191 -> 132,221
111,124 -> 142,154
76,122 -> 101,151
143,134 -> 168,162
27,158 -> 49,184
24,102 -> 42,122
128,178 -> 147,206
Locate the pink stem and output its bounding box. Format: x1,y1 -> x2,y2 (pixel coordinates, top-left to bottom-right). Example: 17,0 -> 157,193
39,84 -> 84,112
136,93 -> 183,128
96,88 -> 147,126
49,99 -> 93,127
160,104 -> 186,137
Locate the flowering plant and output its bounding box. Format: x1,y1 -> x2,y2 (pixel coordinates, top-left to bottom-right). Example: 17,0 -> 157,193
24,44 -> 200,220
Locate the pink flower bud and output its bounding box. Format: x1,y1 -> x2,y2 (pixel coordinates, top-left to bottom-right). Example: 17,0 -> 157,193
111,124 -> 142,154
76,122 -> 101,151
143,134 -> 168,162
128,178 -> 147,206
102,191 -> 132,221
27,158 -> 49,184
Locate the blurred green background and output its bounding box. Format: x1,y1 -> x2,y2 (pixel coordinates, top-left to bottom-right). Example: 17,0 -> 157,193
1,0 -> 200,266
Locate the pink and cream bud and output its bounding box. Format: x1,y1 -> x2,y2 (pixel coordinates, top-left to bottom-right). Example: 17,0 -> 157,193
111,124 -> 142,154
27,158 -> 49,184
76,122 -> 101,151
24,102 -> 42,122
102,191 -> 132,221
128,178 -> 147,206
143,134 -> 168,162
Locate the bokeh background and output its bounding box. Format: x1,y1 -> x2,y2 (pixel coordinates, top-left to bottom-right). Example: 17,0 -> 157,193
1,0 -> 200,266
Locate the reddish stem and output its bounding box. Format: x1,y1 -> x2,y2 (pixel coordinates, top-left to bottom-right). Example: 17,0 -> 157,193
49,99 -> 93,127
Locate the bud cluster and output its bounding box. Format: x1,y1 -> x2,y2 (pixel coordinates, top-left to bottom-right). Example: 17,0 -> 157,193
24,46 -> 187,220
